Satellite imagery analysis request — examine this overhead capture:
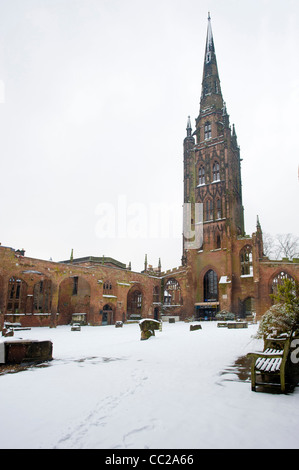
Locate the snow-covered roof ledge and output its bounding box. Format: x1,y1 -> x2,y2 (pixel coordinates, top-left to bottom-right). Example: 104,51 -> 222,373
219,276 -> 231,284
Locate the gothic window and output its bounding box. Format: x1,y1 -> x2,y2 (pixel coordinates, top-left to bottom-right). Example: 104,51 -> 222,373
199,165 -> 205,185
205,199 -> 213,221
204,270 -> 218,301
271,272 -> 295,297
204,122 -> 212,140
216,198 -> 222,219
7,277 -> 26,313
127,287 -> 143,318
213,161 -> 220,181
164,278 -> 182,305
240,246 -> 253,275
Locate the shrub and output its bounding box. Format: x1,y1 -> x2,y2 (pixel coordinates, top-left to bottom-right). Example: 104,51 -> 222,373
216,310 -> 235,321
255,303 -> 297,339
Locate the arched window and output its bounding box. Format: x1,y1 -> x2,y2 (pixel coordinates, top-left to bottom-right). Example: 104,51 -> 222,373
164,278 -> 182,306
127,288 -> 143,318
204,270 -> 218,301
271,272 -> 295,297
198,165 -> 205,185
204,122 -> 212,140
205,199 -> 213,221
240,246 -> 253,275
213,161 -> 220,181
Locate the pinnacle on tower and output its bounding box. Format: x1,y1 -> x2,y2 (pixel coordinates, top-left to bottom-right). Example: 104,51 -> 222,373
186,116 -> 192,137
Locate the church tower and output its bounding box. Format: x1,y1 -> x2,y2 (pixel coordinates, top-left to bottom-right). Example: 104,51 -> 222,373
183,13 -> 244,262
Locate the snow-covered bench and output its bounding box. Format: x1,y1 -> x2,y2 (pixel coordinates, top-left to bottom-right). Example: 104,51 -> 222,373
248,333 -> 294,393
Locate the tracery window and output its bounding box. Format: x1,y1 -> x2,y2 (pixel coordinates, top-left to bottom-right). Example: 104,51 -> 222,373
205,199 -> 213,221
198,165 -> 205,185
271,272 -> 295,297
204,270 -> 218,301
164,278 -> 182,306
7,277 -> 26,313
204,122 -> 211,140
213,161 -> 220,181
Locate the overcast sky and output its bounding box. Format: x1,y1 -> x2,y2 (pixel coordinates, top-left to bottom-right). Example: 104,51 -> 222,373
0,0 -> 298,272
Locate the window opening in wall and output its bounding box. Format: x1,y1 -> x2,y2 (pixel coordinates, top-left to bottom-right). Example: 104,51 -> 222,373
163,278 -> 182,306
103,281 -> 113,295
33,280 -> 52,313
72,276 -> 78,295
271,272 -> 295,297
204,122 -> 211,140
216,198 -> 221,219
205,199 -> 213,221
213,162 -> 220,181
204,269 -> 218,301
199,166 -> 205,185
240,246 -> 253,275
7,277 -> 24,313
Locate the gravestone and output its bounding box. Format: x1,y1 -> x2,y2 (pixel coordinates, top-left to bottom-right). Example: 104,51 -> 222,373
139,319 -> 161,340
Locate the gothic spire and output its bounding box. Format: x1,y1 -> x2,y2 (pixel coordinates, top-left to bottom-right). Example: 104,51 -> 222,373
200,13 -> 223,113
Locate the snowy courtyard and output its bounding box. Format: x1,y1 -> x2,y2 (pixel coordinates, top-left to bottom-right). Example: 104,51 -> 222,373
1,321 -> 299,449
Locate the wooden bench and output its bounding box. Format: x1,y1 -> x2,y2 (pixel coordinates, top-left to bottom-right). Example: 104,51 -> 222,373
248,333 -> 295,393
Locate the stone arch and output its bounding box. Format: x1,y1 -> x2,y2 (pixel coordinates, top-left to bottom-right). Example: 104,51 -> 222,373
58,276 -> 91,324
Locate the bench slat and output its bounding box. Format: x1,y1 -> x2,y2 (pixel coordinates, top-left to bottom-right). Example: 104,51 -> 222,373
255,356 -> 282,372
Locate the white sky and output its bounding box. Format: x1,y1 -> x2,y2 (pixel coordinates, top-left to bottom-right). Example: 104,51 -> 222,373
0,0 -> 298,272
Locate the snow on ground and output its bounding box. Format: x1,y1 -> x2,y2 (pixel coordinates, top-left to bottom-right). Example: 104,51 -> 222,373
1,321 -> 299,449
